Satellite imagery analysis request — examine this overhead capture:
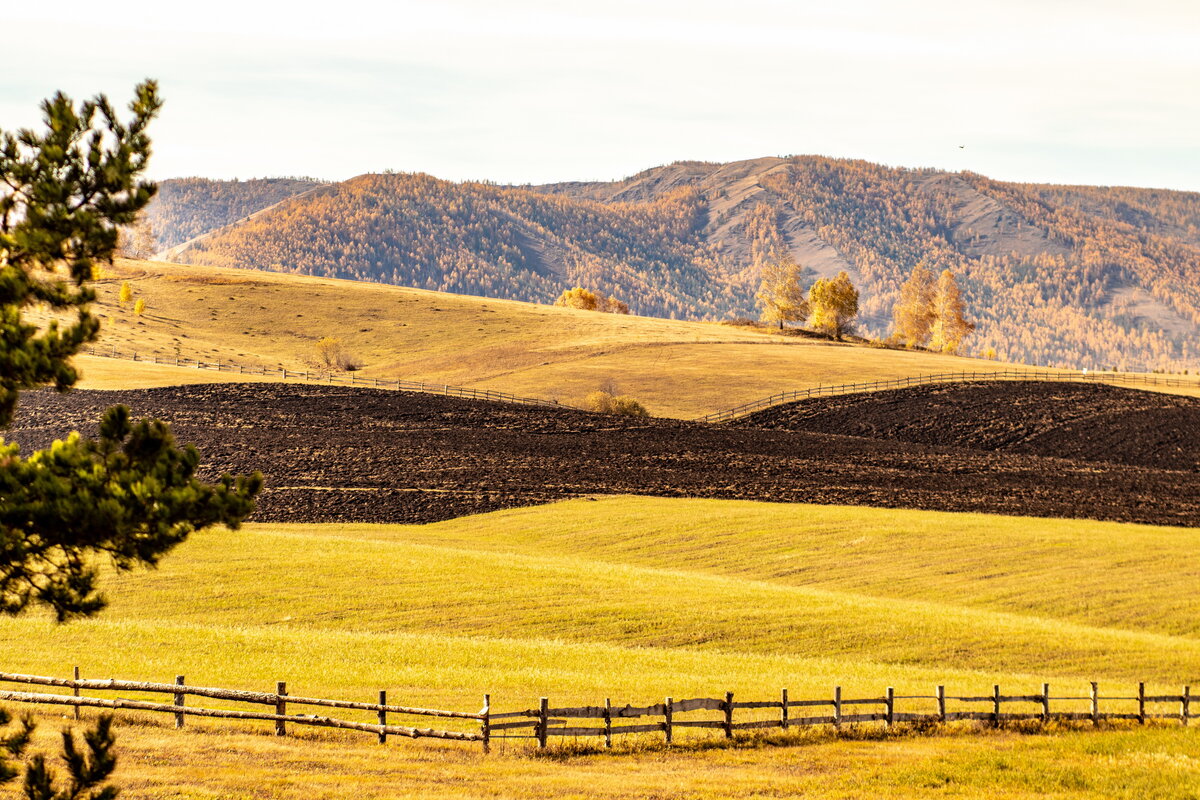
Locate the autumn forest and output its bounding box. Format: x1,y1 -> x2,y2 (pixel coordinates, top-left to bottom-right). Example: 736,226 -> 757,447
147,156 -> 1200,371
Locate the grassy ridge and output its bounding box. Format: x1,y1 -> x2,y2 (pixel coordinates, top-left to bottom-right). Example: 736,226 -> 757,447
68,258 -> 1032,418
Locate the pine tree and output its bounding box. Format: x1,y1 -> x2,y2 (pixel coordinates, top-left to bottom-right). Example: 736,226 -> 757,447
2,709 -> 119,800
808,271 -> 860,340
892,262 -> 937,347
0,81 -> 262,620
929,269 -> 976,354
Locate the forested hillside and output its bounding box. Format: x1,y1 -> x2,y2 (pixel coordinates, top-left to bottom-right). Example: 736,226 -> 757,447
148,176 -> 324,250
164,157 -> 1200,371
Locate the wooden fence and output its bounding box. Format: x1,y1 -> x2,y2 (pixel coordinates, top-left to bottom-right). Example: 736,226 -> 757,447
0,670 -> 487,748
1,670 -> 1194,753
697,368 -> 1200,423
83,346 -> 570,410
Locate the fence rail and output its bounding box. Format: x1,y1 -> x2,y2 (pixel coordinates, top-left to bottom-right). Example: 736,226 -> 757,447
697,369 -> 1200,423
83,346 -> 571,411
0,670 -> 486,747
2,670 -> 1193,753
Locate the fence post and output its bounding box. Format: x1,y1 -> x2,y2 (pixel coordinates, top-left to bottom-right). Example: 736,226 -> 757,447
174,675 -> 186,729
723,691 -> 734,738
1183,686 -> 1191,727
537,697 -> 548,748
664,697 -> 673,744
885,687 -> 894,728
834,686 -> 842,730
275,681 -> 287,736
1138,682 -> 1146,725
937,685 -> 946,723
1042,683 -> 1050,723
781,688 -> 789,730
481,694 -> 490,754
1090,682 -> 1099,726
604,698 -> 612,749
992,684 -> 1001,727
73,666 -> 81,721
378,690 -> 387,744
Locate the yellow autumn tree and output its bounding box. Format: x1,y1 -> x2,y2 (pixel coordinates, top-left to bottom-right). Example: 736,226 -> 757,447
891,262 -> 937,347
929,269 -> 975,354
808,271 -> 859,340
133,298 -> 146,315
756,259 -> 809,329
118,282 -> 133,304
748,203 -> 808,329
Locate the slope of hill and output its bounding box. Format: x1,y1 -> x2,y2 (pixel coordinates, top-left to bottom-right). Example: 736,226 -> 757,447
736,381 -> 1200,471
2,497 -> 1199,797
74,259 -> 1045,419
145,176 -> 324,250
160,157 -> 1200,371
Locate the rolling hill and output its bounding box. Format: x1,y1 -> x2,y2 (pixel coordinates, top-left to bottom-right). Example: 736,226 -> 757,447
2,497 -> 1199,797
152,157 -> 1200,372
70,258 -> 1052,420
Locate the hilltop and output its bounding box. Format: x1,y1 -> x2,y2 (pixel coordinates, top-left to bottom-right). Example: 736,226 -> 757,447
150,156 -> 1200,372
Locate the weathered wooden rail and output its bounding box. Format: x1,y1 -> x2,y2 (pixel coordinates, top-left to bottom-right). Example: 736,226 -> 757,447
494,682 -> 1194,747
0,670 -> 487,748
83,346 -> 570,410
698,368 -> 1200,423
1,671 -> 1192,753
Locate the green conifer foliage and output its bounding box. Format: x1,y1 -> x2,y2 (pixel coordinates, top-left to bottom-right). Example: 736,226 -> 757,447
0,81 -> 262,620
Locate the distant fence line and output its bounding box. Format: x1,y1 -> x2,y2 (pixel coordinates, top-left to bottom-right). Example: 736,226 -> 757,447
83,346 -> 570,410
698,368 -> 1200,423
1,670 -> 1194,754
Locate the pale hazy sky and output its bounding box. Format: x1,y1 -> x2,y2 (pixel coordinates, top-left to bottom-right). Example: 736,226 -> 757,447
5,0 -> 1199,189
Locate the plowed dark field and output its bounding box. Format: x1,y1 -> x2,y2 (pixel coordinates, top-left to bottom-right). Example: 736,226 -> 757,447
8,381 -> 1200,526
735,381 -> 1200,472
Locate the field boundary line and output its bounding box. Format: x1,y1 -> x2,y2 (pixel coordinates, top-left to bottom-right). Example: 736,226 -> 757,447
82,346 -> 574,411
698,369 -> 1200,423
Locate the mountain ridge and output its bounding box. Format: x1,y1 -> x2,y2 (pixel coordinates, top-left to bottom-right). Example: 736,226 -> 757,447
148,156 -> 1200,371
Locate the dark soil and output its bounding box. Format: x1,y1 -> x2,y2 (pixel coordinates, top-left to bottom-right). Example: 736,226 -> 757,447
8,382 -> 1199,526
735,381 -> 1200,472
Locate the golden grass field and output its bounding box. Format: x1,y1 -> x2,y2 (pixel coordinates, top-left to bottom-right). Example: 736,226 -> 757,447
63,258 -> 1086,419
2,497 -> 1199,798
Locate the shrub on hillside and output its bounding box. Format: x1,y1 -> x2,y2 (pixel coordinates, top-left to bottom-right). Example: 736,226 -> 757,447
315,336 -> 362,371
554,287 -> 630,314
584,390 -> 650,418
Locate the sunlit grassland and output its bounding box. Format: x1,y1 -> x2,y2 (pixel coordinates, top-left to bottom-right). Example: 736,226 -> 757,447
326,496 -> 1200,637
2,498 -> 1197,700
64,258 -> 1054,418
3,496 -> 1200,797
7,714 -> 1200,800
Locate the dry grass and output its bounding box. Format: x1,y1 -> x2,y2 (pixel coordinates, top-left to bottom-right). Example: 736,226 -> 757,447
60,258 -> 1075,418
7,714 -> 1200,799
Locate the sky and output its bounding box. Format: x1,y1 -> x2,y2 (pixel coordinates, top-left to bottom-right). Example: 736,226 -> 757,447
5,0 -> 1199,190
